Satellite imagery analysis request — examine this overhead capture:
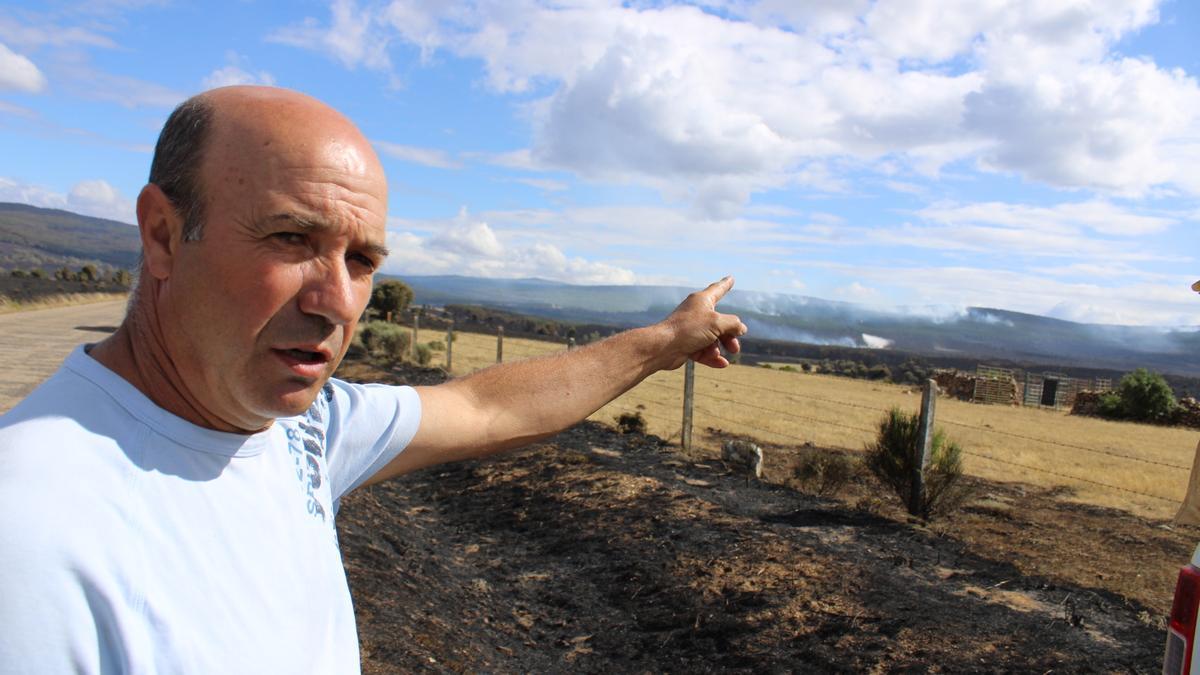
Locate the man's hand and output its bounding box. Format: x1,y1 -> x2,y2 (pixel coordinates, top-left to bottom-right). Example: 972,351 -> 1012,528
656,276 -> 748,371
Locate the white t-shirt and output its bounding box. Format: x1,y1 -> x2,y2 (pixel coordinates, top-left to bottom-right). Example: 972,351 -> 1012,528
0,346 -> 421,674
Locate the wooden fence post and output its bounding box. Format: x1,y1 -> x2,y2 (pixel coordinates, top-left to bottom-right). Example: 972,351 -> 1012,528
681,360 -> 695,452
385,311 -> 392,324
446,321 -> 454,372
411,310 -> 420,361
910,378 -> 937,517
496,326 -> 504,364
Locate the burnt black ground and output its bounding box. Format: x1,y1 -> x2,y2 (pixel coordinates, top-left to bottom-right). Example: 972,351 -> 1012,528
335,359 -> 1173,674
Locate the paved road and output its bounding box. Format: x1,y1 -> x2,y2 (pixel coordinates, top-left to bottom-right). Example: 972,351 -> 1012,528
0,300 -> 126,413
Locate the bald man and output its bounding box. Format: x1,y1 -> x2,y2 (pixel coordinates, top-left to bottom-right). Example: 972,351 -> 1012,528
0,86 -> 747,673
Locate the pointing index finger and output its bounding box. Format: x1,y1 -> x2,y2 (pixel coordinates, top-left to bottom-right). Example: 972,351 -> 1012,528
700,275 -> 735,305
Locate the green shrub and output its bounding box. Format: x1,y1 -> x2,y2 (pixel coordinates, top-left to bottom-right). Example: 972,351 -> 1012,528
427,340 -> 445,351
864,408 -> 970,519
1097,368 -> 1178,423
614,411 -> 646,434
779,365 -> 797,373
357,321 -> 410,360
792,448 -> 858,496
413,343 -> 433,366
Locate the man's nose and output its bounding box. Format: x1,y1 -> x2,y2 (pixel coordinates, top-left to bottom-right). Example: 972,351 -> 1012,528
299,256 -> 360,326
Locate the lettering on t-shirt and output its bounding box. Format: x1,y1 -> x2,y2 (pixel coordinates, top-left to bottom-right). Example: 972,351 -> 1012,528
283,385 -> 333,523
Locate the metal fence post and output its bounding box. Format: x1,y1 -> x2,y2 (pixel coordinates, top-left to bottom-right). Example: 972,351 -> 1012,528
681,360 -> 695,452
910,378 -> 937,517
446,321 -> 454,372
496,326 -> 504,364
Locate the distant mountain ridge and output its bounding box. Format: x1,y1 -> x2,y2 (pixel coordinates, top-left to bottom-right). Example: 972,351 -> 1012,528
0,202 -> 140,271
6,202 -> 1197,377
395,274 -> 1200,378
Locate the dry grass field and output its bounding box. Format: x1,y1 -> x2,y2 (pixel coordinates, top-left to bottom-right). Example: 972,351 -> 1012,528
0,291 -> 128,314
434,327 -> 1196,521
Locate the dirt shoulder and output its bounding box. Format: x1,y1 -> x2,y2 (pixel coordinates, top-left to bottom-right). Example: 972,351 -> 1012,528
336,358 -> 1180,673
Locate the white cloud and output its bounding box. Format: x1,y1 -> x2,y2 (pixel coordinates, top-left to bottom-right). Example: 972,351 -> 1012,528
66,179 -> 134,223
827,261 -> 1200,326
202,52 -> 276,89
267,0 -> 391,71
0,177 -> 134,223
374,140 -> 460,169
59,62 -> 184,108
0,41 -> 46,93
271,0 -> 1200,215
383,210 -> 635,284
918,199 -> 1178,234
511,177 -> 568,192
833,281 -> 884,304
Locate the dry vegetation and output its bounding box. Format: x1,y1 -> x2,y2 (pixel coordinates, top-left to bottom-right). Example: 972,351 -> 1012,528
437,327 -> 1196,521
0,291 -> 129,315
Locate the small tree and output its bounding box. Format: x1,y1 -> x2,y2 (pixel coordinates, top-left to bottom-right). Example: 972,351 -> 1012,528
79,264 -> 98,282
865,408 -> 970,519
29,267 -> 46,279
369,280 -> 414,320
1103,368 -> 1178,423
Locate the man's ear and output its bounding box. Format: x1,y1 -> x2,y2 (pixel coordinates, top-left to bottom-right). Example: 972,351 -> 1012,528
136,184 -> 181,281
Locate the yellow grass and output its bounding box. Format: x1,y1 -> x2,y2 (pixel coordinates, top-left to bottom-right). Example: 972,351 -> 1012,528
0,292 -> 129,314
440,327 -> 1196,521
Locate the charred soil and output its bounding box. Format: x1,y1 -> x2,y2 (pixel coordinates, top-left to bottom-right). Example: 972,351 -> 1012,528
335,358 -> 1186,673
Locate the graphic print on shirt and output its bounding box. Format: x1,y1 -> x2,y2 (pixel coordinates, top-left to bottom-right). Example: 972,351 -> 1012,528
284,384 -> 333,523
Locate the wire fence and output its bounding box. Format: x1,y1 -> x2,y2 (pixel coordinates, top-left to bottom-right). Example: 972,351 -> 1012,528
417,325 -> 1193,513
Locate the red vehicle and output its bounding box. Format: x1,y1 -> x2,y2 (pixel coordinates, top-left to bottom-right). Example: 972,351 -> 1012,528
1166,544 -> 1200,674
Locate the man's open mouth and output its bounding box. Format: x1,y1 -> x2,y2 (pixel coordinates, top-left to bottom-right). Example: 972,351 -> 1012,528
277,348 -> 328,364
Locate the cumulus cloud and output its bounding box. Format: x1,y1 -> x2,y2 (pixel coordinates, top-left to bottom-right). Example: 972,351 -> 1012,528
0,41 -> 46,92
271,0 -> 1200,215
383,210 -> 636,284
202,52 -> 276,89
267,0 -> 391,71
66,179 -> 135,223
0,177 -> 135,223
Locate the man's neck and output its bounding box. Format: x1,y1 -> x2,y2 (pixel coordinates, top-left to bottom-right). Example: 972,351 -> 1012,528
89,295 -> 262,434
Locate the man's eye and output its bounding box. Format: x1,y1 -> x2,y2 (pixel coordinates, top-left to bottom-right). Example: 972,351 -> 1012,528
273,232 -> 306,246
349,253 -> 377,272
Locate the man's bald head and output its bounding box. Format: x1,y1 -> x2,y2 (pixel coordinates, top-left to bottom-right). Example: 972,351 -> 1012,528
148,86 -> 385,242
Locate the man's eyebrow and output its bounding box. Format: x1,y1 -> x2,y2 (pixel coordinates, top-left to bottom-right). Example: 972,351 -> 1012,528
268,213 -> 390,259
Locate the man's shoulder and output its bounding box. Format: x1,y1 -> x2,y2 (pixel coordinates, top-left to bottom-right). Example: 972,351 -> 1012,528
1,358 -> 121,434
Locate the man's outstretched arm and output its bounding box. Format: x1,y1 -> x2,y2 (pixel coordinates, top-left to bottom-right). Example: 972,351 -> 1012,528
364,277 -> 747,483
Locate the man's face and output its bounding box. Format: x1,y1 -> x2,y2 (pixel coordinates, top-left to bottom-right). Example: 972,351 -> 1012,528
157,110 -> 389,431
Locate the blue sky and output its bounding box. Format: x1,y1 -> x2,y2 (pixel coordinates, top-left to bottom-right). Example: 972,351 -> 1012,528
2,1 -> 1199,326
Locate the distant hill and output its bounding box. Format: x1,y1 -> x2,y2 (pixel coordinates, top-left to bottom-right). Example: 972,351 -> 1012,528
394,274 -> 1200,378
0,202 -> 140,271
7,201 -> 1198,378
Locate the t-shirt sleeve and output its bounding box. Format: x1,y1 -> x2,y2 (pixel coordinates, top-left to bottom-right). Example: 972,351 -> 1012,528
319,378 -> 422,501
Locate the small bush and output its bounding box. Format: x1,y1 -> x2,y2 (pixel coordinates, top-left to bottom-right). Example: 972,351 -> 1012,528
792,448 -> 858,496
357,321 -> 410,361
1097,368 -> 1178,424
615,411 -> 646,435
413,343 -> 433,366
779,365 -> 797,373
864,408 -> 970,519
427,340 -> 445,351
